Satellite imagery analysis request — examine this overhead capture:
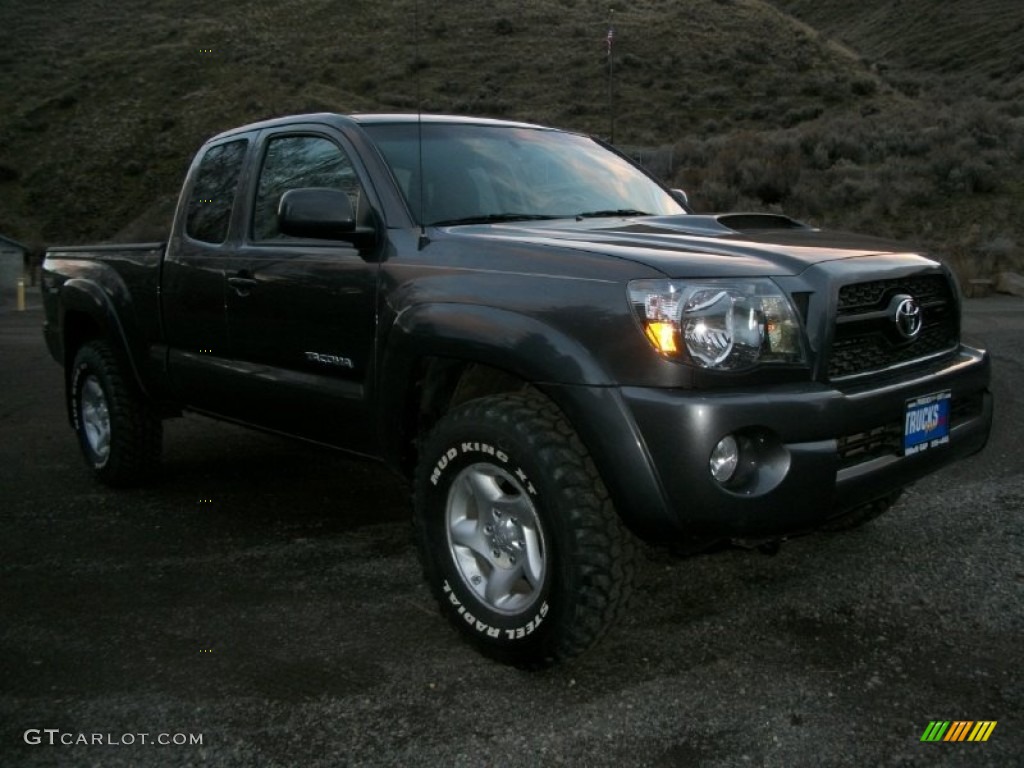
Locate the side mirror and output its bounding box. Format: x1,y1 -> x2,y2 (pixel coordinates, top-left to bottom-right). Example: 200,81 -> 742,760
278,188 -> 364,240
670,188 -> 692,212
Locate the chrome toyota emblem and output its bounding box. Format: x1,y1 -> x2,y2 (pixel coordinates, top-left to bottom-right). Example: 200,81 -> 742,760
893,295 -> 923,340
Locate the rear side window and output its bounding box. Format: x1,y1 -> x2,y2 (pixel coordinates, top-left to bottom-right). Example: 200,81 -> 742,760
185,139 -> 247,244
252,135 -> 361,241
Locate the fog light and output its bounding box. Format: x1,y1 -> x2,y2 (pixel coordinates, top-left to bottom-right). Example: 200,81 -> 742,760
710,435 -> 740,483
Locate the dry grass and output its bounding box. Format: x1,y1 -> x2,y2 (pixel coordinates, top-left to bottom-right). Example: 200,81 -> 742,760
0,0 -> 1021,281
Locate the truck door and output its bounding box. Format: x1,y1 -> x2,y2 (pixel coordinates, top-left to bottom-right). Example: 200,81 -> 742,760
161,137 -> 250,414
221,130 -> 380,449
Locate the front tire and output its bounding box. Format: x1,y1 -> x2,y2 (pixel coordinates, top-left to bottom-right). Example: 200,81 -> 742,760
70,340 -> 162,486
414,392 -> 634,666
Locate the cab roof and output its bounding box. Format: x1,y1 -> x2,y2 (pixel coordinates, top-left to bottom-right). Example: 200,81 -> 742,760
206,112 -> 555,144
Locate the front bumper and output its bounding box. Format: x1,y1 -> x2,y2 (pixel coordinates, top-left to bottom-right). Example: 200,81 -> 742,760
606,346 -> 991,539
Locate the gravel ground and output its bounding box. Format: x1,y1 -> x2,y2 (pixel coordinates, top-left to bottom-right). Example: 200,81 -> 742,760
1,299 -> 1021,767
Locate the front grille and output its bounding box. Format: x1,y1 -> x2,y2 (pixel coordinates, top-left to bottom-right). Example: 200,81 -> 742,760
837,276 -> 951,315
827,274 -> 958,380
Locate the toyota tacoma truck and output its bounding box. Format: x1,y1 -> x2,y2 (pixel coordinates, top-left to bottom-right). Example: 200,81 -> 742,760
42,113 -> 993,666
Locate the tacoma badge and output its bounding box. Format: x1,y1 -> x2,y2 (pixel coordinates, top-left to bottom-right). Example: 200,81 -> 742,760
304,351 -> 354,368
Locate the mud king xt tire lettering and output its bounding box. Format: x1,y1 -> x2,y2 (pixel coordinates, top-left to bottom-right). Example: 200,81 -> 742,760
414,392 -> 635,666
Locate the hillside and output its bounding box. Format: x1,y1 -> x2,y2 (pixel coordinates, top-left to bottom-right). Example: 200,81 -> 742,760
761,0 -> 1024,279
773,0 -> 1024,101
0,0 -> 1021,280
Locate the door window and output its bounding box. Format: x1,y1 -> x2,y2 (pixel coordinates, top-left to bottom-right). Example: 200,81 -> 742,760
185,139 -> 248,244
252,135 -> 362,241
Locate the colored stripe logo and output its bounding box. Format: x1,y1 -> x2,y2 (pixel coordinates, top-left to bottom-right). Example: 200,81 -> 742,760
920,721 -> 997,742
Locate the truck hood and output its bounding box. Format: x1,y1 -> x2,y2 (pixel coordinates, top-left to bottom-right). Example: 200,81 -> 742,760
448,213 -> 921,277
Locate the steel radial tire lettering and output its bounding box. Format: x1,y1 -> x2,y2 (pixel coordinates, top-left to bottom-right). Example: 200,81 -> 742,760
70,341 -> 162,487
414,391 -> 635,666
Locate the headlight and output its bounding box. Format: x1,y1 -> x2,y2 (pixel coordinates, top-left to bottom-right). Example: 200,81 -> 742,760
628,278 -> 805,370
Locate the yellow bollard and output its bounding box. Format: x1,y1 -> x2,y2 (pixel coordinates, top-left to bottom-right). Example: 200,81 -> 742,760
17,278 -> 25,311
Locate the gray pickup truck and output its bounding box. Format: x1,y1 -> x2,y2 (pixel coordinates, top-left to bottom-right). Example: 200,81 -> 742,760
42,113 -> 993,665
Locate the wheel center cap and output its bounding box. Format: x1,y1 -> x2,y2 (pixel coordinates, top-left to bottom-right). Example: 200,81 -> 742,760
491,515 -> 523,550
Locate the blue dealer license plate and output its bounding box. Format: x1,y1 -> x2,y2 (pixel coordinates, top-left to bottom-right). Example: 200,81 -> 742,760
904,390 -> 951,456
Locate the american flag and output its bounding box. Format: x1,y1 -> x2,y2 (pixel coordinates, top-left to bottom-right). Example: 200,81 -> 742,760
605,26 -> 615,56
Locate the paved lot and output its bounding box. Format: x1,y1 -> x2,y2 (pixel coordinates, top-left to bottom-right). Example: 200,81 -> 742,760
1,299 -> 1021,767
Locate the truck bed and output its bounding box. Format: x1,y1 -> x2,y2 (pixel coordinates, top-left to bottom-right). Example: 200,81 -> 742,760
42,242 -> 166,375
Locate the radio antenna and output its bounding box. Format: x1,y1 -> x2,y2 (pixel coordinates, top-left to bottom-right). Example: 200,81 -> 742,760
415,0 -> 427,246
606,8 -> 616,144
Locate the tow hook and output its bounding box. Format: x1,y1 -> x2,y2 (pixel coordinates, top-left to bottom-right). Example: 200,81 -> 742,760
730,538 -> 785,556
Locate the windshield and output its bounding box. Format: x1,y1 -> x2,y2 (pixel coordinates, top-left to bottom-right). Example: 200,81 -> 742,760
362,122 -> 685,226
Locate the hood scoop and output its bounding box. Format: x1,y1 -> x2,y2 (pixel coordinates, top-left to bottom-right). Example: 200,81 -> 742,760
716,213 -> 811,232
617,213 -> 813,238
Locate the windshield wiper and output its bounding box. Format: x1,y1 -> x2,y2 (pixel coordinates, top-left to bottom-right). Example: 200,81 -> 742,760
428,213 -> 564,226
574,209 -> 651,219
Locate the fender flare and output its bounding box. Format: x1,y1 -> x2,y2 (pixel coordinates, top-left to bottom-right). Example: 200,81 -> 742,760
376,302 -> 673,537
383,301 -> 614,386
58,278 -> 150,423
376,301 -> 612,466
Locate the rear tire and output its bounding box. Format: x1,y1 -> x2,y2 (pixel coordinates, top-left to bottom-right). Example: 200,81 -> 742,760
70,340 -> 162,486
414,391 -> 634,667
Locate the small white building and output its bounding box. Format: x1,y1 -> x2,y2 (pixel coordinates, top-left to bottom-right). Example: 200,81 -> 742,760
0,234 -> 29,309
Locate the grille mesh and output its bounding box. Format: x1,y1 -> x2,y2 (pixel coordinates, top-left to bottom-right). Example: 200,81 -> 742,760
837,276 -> 951,315
828,274 -> 957,380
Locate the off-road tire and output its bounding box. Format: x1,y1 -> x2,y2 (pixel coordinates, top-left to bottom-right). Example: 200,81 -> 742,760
70,340 -> 162,486
414,391 -> 635,667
